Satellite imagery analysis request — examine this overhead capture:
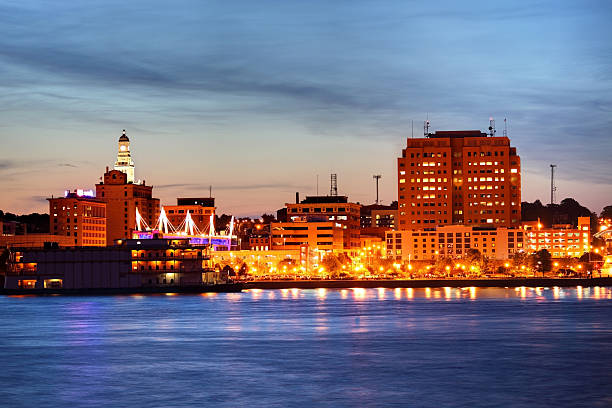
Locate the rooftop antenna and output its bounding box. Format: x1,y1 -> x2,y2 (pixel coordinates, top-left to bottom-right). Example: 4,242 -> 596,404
209,185 -> 212,198
330,174 -> 338,196
316,174 -> 319,196
488,117 -> 496,137
550,164 -> 557,205
373,175 -> 382,204
411,120 -> 414,138
503,117 -> 508,138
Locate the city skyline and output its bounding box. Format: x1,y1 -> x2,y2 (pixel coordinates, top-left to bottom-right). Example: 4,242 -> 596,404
1,0 -> 611,216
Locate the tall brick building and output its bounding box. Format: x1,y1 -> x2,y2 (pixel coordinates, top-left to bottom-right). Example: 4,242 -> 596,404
397,130 -> 521,229
96,169 -> 159,245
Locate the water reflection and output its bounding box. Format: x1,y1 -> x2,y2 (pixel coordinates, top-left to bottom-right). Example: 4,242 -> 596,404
242,286 -> 612,302
394,287 -> 402,299
317,288 -> 327,300
0,286 -> 610,408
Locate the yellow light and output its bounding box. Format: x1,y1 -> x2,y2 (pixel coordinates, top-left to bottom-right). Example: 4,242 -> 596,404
504,263 -> 510,268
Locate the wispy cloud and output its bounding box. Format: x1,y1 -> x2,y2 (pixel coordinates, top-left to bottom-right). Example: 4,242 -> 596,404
155,182 -> 310,192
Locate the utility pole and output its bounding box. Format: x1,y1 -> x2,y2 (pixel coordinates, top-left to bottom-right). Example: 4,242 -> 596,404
550,164 -> 557,205
373,175 -> 382,204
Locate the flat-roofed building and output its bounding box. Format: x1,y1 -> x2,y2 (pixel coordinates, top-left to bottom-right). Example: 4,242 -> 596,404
286,195 -> 361,250
48,190 -> 106,246
164,197 -> 216,232
270,220 -> 344,251
522,217 -> 591,258
386,217 -> 590,262
0,234 -> 74,248
397,130 -> 521,229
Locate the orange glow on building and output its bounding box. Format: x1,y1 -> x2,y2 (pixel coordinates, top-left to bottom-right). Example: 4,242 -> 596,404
48,192 -> 106,246
397,130 -> 521,229
164,197 -> 216,233
96,169 -> 159,245
284,195 -> 361,251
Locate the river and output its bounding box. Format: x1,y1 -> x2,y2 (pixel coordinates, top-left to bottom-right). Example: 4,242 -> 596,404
1,287 -> 611,407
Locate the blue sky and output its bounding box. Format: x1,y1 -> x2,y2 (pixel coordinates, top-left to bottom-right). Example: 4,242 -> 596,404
0,0 -> 610,216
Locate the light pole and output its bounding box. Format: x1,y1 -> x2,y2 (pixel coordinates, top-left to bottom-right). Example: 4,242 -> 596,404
373,175 -> 382,205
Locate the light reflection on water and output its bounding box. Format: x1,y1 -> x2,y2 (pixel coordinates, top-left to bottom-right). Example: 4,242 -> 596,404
0,287 -> 611,408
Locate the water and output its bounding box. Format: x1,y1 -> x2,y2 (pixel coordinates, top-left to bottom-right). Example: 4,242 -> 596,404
1,287 -> 611,408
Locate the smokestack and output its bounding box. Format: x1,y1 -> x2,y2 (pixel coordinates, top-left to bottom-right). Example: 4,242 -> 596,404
296,192 -> 300,204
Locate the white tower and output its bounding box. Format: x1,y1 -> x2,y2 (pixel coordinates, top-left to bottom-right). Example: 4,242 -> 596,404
114,129 -> 135,183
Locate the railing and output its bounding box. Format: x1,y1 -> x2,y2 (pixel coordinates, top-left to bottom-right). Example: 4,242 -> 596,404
131,255 -> 205,261
6,268 -> 37,275
131,268 -> 213,274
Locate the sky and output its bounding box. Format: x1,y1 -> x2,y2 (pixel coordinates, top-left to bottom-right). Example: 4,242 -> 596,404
0,0 -> 611,217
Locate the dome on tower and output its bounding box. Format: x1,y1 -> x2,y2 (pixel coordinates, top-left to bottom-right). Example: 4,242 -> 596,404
119,129 -> 129,142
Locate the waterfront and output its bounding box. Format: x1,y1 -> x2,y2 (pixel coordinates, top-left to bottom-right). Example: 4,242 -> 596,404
1,287 -> 611,407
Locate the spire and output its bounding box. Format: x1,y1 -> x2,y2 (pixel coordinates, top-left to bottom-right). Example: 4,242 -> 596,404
114,129 -> 135,183
119,129 -> 129,142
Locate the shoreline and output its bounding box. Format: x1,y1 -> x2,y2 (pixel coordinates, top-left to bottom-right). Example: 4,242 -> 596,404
244,277 -> 612,290
0,283 -> 243,296
2,278 -> 610,296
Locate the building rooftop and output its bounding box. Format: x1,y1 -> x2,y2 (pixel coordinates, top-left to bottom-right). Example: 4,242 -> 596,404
427,130 -> 488,138
176,197 -> 215,207
300,196 -> 349,204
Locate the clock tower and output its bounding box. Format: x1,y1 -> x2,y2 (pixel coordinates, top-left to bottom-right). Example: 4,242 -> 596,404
114,129 -> 135,183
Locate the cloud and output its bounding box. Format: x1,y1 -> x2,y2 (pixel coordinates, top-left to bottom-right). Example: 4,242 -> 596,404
155,182 -> 311,192
0,159 -> 15,171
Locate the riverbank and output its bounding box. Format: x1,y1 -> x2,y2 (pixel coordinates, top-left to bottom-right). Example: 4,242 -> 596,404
244,277 -> 612,290
0,283 -> 243,296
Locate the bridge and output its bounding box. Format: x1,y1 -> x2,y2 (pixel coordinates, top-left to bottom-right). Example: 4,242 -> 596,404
133,207 -> 236,250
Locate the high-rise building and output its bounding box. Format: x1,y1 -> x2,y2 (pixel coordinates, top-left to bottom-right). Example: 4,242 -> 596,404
114,130 -> 135,184
48,190 -> 106,246
96,168 -> 159,245
397,130 -> 521,230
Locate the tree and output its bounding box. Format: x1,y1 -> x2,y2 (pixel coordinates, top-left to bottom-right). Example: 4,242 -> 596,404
321,254 -> 342,278
0,248 -> 8,273
600,205 -> 612,220
579,252 -> 603,274
261,213 -> 276,224
521,198 -> 597,231
511,251 -> 529,270
465,248 -> 489,275
591,236 -> 605,251
214,214 -> 232,232
530,249 -> 552,276
433,257 -> 453,276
